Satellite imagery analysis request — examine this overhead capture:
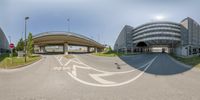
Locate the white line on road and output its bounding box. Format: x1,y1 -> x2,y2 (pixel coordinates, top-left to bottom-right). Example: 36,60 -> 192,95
89,73 -> 117,84
54,55 -> 150,74
66,56 -> 158,87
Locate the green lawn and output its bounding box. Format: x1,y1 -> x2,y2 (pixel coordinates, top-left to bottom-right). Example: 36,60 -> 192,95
0,54 -> 41,69
64,54 -> 74,59
92,52 -> 138,57
170,54 -> 200,68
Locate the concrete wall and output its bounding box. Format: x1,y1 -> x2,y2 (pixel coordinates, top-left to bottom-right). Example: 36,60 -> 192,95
175,46 -> 188,56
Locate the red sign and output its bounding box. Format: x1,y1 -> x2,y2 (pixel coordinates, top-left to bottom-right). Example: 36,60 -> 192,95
9,43 -> 14,49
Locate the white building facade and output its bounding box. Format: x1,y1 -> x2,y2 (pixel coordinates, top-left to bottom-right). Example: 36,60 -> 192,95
114,17 -> 200,56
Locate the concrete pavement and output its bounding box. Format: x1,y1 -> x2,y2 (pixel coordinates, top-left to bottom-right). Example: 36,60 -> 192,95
0,54 -> 200,100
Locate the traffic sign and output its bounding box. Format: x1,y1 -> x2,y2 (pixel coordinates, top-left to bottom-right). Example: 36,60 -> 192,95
9,43 -> 14,49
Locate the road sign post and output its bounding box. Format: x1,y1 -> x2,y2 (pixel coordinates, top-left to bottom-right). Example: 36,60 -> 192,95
9,43 -> 14,64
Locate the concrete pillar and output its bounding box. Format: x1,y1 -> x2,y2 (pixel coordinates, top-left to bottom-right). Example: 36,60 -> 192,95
39,46 -> 42,53
40,46 -> 46,53
125,48 -> 127,54
64,43 -> 68,55
100,48 -> 104,52
42,46 -> 45,53
87,47 -> 90,53
94,47 -> 98,53
131,48 -> 133,53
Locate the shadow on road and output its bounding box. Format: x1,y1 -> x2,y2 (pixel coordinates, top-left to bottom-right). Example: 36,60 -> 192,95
119,53 -> 192,75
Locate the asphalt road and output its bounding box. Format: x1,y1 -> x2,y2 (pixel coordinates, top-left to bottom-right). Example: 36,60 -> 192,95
0,53 -> 200,100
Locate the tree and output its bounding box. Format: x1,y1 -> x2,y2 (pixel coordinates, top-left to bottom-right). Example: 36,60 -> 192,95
27,32 -> 34,56
104,46 -> 113,53
16,38 -> 24,51
108,46 -> 112,52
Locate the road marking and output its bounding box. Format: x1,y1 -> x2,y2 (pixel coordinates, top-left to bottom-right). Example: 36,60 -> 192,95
54,55 -> 158,87
55,55 -> 148,73
55,56 -> 66,66
68,56 -> 157,87
71,65 -> 91,76
89,73 -> 116,84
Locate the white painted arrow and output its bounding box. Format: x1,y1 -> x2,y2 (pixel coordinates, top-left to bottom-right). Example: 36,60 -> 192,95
68,56 -> 157,87
89,73 -> 116,84
88,56 -> 157,85
55,55 -> 158,87
71,65 -> 91,77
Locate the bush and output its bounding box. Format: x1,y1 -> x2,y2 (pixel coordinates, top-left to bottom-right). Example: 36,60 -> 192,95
104,46 -> 113,53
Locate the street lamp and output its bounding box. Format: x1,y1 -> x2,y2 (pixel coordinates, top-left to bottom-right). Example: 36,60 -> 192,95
24,17 -> 29,62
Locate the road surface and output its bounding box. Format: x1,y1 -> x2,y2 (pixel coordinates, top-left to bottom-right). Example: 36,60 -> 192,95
0,53 -> 200,100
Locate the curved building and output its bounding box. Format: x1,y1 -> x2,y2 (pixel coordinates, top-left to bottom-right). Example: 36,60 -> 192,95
132,22 -> 181,53
114,17 -> 200,56
33,31 -> 104,54
0,27 -> 9,54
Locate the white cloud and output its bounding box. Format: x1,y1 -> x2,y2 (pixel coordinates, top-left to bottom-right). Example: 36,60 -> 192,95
1,0 -> 200,46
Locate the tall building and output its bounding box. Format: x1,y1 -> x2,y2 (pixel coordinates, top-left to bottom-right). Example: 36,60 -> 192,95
0,27 -> 9,54
179,17 -> 200,56
114,25 -> 133,52
114,17 -> 200,56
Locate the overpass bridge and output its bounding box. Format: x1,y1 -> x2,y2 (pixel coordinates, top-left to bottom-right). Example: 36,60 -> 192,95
33,31 -> 105,54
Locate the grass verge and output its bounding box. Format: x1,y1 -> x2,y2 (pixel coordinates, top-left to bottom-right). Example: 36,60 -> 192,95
0,54 -> 41,69
64,54 -> 74,59
170,53 -> 200,68
92,52 -> 138,57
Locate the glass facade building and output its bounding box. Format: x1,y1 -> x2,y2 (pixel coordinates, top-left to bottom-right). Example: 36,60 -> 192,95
114,17 -> 200,56
0,28 -> 9,54
132,22 -> 181,46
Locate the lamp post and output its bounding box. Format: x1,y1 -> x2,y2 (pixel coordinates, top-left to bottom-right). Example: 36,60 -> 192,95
24,17 -> 29,62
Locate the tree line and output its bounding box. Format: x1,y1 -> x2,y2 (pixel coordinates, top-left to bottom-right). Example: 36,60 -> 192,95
15,32 -> 33,56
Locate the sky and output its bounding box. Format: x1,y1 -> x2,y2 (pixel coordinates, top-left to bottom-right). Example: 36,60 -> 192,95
0,0 -> 200,47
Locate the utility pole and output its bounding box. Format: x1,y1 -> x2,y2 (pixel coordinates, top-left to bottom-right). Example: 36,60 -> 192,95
8,36 -> 11,43
21,32 -> 23,39
98,33 -> 100,43
24,17 -> 29,63
67,18 -> 70,32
